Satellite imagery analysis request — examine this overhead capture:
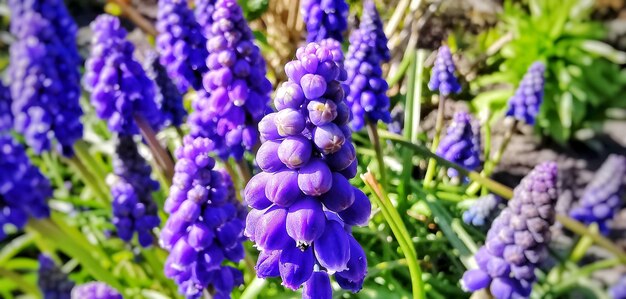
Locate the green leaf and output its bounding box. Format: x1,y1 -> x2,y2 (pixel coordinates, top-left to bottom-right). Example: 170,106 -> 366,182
581,40 -> 626,64
558,92 -> 573,130
238,0 -> 268,20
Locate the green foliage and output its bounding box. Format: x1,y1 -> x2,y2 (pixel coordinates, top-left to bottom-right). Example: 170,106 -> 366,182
238,0 -> 269,21
472,0 -> 626,142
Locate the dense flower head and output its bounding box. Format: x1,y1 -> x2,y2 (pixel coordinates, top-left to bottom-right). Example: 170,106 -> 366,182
8,11 -> 83,157
344,24 -> 391,130
463,194 -> 504,228
611,275 -> 626,299
0,82 -> 12,132
359,0 -> 390,62
505,62 -> 545,125
156,0 -> 208,92
38,254 -> 75,299
301,0 -> 349,42
84,15 -> 162,135
462,162 -> 558,299
144,51 -> 187,127
428,45 -> 461,96
436,111 -> 481,178
195,0 -> 217,39
0,136 -> 51,240
161,136 -> 245,298
8,0 -> 80,63
245,42 -> 371,297
109,135 -> 160,247
71,282 -> 122,299
188,0 -> 272,160
569,154 -> 625,234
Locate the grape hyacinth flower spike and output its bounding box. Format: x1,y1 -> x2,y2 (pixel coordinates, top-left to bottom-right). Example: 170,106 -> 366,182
359,0 -> 390,62
8,11 -> 83,157
161,136 -> 245,298
569,154 -> 625,234
0,136 -> 52,240
462,162 -> 558,299
428,45 -> 461,96
188,0 -> 272,160
156,0 -> 208,92
0,82 -> 12,132
505,62 -> 545,125
84,15 -> 162,135
144,51 -> 187,128
245,42 -> 371,297
38,254 -> 75,299
195,0 -> 217,39
108,136 -> 160,247
301,0 -> 349,42
462,194 -> 504,228
345,4 -> 391,131
436,111 -> 481,178
72,282 -> 122,299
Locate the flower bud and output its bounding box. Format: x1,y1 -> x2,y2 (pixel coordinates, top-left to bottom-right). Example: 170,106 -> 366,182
286,197 -> 326,246
279,246 -> 314,290
298,159 -> 333,196
266,170 -> 303,207
313,220 -> 350,272
278,136 -> 313,169
303,271 -> 332,299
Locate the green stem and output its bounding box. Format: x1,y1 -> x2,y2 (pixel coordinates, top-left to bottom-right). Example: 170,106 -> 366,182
387,51 -> 414,87
551,258 -> 621,295
466,119 -> 515,196
556,215 -> 626,264
378,130 -> 514,199
367,121 -> 387,190
0,266 -> 41,297
362,172 -> 425,299
423,94 -> 447,188
66,156 -> 110,205
27,218 -> 123,291
239,276 -> 267,299
569,223 -> 598,263
74,139 -> 107,181
235,159 -> 252,185
399,50 -> 420,204
135,115 -> 175,184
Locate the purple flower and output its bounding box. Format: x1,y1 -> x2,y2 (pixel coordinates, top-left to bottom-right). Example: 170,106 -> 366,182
569,154 -> 625,234
359,0 -> 390,62
156,0 -> 208,92
463,194 -> 504,228
0,136 -> 51,240
71,282 -> 122,299
301,0 -> 349,42
188,0 -> 272,161
38,254 -> 75,299
462,162 -> 558,299
161,136 -> 245,298
8,11 -> 83,157
244,42 -> 370,296
611,275 -> 626,299
428,45 -> 461,96
109,136 -> 160,247
436,111 -> 481,178
195,0 -> 217,39
0,82 -> 12,132
344,4 -> 391,131
85,15 -> 162,135
144,51 -> 187,127
506,62 -> 545,125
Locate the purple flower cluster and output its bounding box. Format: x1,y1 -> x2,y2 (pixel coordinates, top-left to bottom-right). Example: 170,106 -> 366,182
71,282 -> 122,299
505,62 -> 545,125
463,194 -> 504,228
360,0 -> 390,62
436,111 -> 481,178
161,136 -> 245,298
144,51 -> 187,127
8,10 -> 83,157
38,254 -> 75,299
428,45 -> 461,96
195,0 -> 217,38
0,82 -> 12,132
84,15 -> 162,135
463,162 -> 558,299
245,42 -> 371,297
569,154 -> 625,234
109,136 -> 160,247
156,0 -> 208,92
301,0 -> 349,42
8,0 -> 80,63
188,0 -> 272,160
344,5 -> 391,131
0,136 -> 51,240
611,275 -> 626,299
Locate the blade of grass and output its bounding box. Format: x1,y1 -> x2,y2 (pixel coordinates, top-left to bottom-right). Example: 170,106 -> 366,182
0,266 -> 41,297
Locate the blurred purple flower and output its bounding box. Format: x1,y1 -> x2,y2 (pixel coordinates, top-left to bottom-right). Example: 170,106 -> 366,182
436,111 -> 481,178
301,0 -> 349,42
38,254 -> 75,299
505,62 -> 545,125
72,282 -> 122,299
428,45 -> 461,96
